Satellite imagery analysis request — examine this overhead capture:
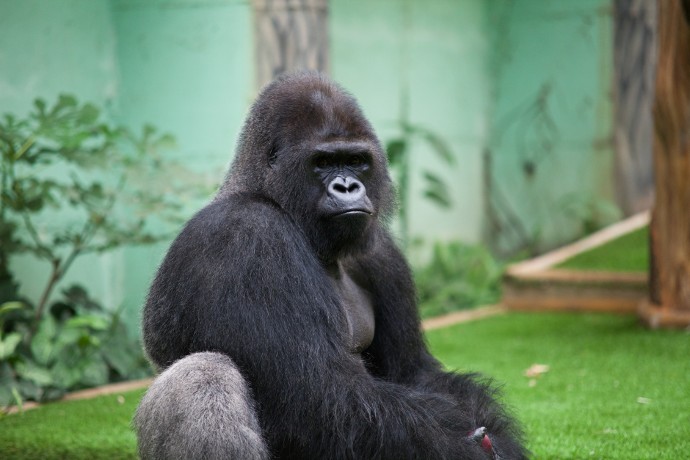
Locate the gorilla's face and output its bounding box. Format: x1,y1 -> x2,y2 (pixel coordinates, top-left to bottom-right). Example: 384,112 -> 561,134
310,139 -> 374,220
268,135 -> 385,262
230,73 -> 395,262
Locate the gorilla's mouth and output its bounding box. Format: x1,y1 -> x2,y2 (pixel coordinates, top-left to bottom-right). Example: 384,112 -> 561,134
334,209 -> 373,217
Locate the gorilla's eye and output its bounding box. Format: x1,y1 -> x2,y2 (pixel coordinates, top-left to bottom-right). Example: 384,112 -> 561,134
346,155 -> 365,168
313,156 -> 331,169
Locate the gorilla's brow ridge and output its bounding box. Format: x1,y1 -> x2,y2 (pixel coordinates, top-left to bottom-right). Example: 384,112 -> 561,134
314,140 -> 372,154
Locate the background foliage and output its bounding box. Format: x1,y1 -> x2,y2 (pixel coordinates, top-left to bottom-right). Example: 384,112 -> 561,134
415,241 -> 504,318
0,95 -> 204,410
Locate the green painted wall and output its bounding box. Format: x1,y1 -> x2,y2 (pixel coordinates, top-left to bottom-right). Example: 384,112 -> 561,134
331,0 -> 489,262
333,0 -> 616,259
110,0 -> 253,333
1,0 -> 616,337
0,0 -> 118,114
485,0 -> 615,255
1,0 -> 253,335
0,0 -> 123,317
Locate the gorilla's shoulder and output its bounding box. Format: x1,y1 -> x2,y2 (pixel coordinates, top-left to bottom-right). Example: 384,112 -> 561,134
170,193 -> 301,259
184,193 -> 289,235
165,192 -> 315,275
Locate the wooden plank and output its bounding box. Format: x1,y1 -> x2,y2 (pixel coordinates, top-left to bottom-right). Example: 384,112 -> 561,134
504,295 -> 640,314
422,305 -> 506,331
511,269 -> 646,284
4,378 -> 153,415
639,300 -> 690,329
60,378 -> 153,402
502,211 -> 649,314
507,211 -> 649,276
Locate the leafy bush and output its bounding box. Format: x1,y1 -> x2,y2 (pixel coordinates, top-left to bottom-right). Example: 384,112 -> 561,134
0,95 -> 205,410
0,287 -> 150,408
557,192 -> 621,237
415,242 -> 504,319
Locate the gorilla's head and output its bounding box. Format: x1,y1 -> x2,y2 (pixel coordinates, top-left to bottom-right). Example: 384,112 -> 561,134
223,72 -> 395,261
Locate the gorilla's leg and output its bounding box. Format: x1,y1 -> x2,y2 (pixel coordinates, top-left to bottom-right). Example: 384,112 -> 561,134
134,352 -> 269,460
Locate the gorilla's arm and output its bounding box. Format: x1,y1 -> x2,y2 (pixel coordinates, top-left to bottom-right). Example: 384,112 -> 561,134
144,196 -> 493,459
351,230 -> 527,459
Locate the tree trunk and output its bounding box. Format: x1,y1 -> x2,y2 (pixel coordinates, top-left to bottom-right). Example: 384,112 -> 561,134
252,0 -> 329,90
640,0 -> 690,328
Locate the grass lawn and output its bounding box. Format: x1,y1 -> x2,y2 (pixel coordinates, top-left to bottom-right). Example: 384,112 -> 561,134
1,312 -> 688,459
556,227 -> 648,272
430,312 -> 690,459
0,388 -> 145,459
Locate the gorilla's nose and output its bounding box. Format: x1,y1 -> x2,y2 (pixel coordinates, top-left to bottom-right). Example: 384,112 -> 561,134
328,176 -> 366,202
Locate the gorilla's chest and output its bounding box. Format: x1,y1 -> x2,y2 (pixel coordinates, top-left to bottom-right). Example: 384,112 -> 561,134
333,270 -> 375,353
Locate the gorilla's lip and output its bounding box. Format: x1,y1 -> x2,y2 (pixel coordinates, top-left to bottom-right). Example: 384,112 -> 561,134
333,209 -> 373,217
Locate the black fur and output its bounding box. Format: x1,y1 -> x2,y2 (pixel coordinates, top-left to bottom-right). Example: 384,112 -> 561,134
139,72 -> 527,459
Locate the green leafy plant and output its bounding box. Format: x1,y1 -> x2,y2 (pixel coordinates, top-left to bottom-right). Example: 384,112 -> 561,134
385,111 -> 455,248
0,94 -> 205,319
557,192 -> 621,237
0,94 -> 206,410
414,241 -> 504,319
0,287 -> 150,409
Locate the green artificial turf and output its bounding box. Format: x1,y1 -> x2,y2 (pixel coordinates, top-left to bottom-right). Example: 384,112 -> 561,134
0,388 -> 145,459
428,312 -> 690,459
556,227 -> 648,272
2,312 -> 688,459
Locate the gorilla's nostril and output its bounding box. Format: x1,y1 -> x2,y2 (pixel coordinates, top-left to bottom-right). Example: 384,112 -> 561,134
329,177 -> 364,197
347,183 -> 360,193
333,183 -> 348,194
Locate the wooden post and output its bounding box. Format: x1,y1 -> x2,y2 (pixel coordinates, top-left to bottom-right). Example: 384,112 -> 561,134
639,0 -> 690,328
252,0 -> 329,90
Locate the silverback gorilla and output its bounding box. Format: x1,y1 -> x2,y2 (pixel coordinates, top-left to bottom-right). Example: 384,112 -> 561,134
135,72 -> 527,459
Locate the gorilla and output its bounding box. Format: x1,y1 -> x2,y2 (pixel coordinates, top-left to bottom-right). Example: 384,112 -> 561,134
135,72 -> 527,460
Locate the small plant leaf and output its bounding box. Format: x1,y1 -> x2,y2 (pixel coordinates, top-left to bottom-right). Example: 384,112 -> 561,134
33,99 -> 47,118
16,361 -> 54,387
51,360 -> 83,389
80,359 -> 109,387
11,386 -> 24,411
424,133 -> 454,165
422,171 -> 446,187
65,315 -> 109,331
30,315 -> 57,365
0,301 -> 26,317
423,189 -> 452,209
57,94 -> 77,109
78,104 -> 100,125
422,171 -> 452,208
386,139 -> 406,166
0,333 -> 22,359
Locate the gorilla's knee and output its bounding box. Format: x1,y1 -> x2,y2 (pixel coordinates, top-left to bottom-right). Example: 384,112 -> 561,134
134,352 -> 269,460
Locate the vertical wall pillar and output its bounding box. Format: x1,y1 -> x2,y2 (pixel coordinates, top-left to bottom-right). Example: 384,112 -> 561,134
613,0 -> 656,216
252,0 -> 329,90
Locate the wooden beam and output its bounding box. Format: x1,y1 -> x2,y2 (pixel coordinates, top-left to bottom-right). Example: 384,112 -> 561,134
646,0 -> 690,327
